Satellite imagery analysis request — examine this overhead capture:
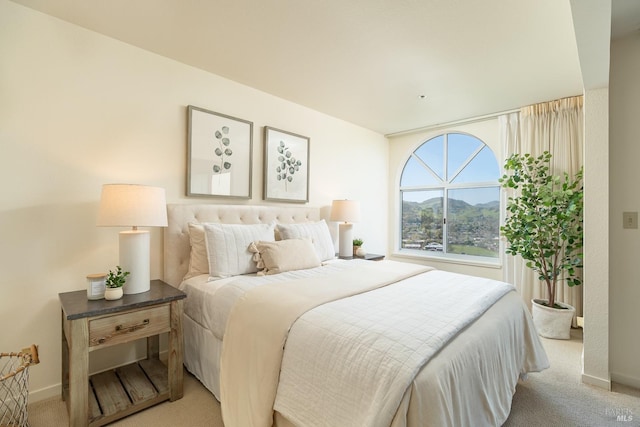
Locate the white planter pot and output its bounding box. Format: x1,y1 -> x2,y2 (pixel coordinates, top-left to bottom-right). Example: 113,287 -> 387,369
104,287 -> 123,301
211,172 -> 231,196
531,298 -> 575,340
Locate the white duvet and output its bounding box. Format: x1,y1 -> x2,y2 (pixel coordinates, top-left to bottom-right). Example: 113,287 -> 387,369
179,260 -> 354,339
180,260 -> 548,427
273,269 -> 513,427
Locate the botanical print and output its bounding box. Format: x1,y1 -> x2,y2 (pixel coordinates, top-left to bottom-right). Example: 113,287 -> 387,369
213,126 -> 232,174
264,126 -> 309,203
275,140 -> 303,191
187,106 -> 252,198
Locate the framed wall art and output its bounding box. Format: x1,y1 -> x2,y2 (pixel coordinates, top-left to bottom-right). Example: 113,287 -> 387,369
187,105 -> 253,198
263,126 -> 310,203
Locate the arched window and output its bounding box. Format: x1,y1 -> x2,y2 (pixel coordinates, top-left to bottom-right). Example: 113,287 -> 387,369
400,132 -> 500,260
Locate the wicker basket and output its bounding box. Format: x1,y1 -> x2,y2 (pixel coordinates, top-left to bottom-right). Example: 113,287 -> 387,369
0,345 -> 39,427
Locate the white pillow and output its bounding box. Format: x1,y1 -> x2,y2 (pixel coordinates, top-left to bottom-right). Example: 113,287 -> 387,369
184,223 -> 209,280
203,222 -> 276,280
249,238 -> 320,275
276,220 -> 335,261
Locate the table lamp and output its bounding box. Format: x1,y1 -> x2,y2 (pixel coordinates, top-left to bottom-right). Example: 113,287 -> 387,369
97,184 -> 168,294
330,199 -> 361,259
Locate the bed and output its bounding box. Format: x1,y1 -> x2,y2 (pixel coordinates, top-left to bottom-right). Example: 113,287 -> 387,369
164,203 -> 548,427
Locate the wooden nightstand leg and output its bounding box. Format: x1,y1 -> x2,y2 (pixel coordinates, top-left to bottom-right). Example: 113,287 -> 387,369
168,299 -> 184,401
68,318 -> 89,427
61,311 -> 69,403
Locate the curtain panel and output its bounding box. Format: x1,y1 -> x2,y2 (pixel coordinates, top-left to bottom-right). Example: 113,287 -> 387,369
499,96 -> 584,322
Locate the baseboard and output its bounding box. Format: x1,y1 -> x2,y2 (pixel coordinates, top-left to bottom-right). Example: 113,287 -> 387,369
582,372 -> 612,390
29,383 -> 61,403
611,372 -> 640,389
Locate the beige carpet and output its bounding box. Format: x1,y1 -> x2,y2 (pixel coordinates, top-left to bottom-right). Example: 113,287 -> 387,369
26,329 -> 640,426
504,329 -> 640,427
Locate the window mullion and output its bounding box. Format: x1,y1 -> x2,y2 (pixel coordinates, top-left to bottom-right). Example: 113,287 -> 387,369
449,144 -> 485,183
411,153 -> 441,183
442,188 -> 448,254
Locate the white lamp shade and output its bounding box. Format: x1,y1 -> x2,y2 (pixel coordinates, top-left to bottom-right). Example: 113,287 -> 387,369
330,200 -> 361,223
97,184 -> 168,227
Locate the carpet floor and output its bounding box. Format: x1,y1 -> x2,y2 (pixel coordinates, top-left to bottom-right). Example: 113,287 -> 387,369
26,329 -> 640,426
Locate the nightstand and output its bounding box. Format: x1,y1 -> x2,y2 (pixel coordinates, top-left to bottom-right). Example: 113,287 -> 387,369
357,253 -> 385,261
59,280 -> 186,427
337,253 -> 385,261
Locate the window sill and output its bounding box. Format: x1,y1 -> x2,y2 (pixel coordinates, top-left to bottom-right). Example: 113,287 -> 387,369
391,249 -> 502,269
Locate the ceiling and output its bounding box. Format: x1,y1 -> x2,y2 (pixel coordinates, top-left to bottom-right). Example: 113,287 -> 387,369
10,0 -> 640,135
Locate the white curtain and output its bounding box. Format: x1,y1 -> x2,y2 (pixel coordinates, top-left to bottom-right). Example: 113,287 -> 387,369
499,96 -> 584,320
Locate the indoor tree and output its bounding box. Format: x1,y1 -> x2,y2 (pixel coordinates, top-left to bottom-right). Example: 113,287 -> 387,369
500,151 -> 583,310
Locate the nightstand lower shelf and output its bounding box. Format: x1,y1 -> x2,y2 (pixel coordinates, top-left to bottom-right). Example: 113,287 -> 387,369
87,359 -> 169,427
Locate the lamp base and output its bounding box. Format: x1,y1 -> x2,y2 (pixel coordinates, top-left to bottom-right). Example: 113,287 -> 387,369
119,230 -> 150,294
338,223 -> 354,259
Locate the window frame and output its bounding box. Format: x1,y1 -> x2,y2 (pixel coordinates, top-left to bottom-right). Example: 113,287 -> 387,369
398,131 -> 501,265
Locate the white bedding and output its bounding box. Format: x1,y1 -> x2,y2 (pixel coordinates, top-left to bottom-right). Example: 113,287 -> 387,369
180,260 -> 549,427
273,269 -> 513,427
179,260 -> 355,339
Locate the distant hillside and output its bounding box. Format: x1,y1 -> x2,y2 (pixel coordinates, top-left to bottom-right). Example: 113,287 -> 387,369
403,197 -> 498,214
402,197 -> 499,256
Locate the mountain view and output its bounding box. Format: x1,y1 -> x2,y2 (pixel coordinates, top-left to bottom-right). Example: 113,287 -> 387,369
402,197 -> 500,257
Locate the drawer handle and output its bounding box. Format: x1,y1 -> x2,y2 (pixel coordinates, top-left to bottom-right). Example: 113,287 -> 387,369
115,318 -> 150,333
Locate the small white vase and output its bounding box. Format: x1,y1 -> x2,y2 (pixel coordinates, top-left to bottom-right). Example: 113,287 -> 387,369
531,298 -> 575,339
356,247 -> 367,257
104,287 -> 123,301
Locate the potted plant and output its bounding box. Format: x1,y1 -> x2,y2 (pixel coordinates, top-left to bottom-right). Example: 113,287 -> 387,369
353,238 -> 366,257
104,266 -> 130,300
500,151 -> 583,339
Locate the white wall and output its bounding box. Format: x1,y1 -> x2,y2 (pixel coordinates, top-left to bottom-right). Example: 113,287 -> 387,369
609,31 -> 640,388
582,87 -> 611,389
387,119 -> 503,281
0,0 -> 388,401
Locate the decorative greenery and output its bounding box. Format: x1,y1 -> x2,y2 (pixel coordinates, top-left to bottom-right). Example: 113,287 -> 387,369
105,266 -> 130,288
213,126 -> 232,174
500,151 -> 583,310
276,140 -> 302,191
353,238 -> 363,247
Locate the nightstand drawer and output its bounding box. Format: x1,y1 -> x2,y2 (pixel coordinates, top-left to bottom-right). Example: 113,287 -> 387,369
89,305 -> 170,348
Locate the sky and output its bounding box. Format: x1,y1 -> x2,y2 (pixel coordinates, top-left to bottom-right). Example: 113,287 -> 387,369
400,133 -> 501,205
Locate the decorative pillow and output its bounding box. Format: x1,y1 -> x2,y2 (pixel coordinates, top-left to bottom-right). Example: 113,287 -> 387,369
249,238 -> 320,275
184,223 -> 209,280
276,220 -> 335,261
203,222 -> 276,280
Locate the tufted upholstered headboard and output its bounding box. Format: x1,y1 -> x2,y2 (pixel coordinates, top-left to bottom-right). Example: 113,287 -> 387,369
163,204 -> 321,287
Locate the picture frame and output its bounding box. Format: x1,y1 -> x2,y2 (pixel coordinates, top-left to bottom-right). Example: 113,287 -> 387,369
263,126 -> 310,203
187,105 -> 253,198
